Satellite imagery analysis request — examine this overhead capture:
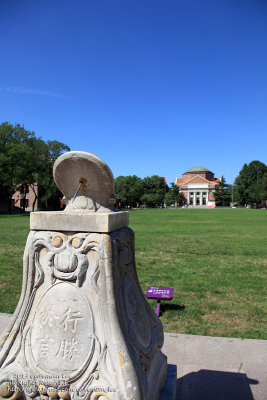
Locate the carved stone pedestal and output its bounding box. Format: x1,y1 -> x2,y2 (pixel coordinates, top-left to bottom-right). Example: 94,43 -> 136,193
0,151 -> 175,400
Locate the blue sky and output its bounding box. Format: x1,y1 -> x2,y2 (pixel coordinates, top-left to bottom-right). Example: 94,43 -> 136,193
0,0 -> 266,185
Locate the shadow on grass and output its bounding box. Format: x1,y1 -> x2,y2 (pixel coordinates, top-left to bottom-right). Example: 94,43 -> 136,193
159,303 -> 185,316
176,370 -> 258,400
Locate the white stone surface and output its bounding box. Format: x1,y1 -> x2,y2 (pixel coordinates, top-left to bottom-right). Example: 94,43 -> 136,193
30,211 -> 129,233
187,184 -> 209,188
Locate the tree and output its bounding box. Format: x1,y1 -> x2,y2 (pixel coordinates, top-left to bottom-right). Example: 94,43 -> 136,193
141,175 -> 168,207
260,172 -> 267,208
0,122 -> 41,213
165,182 -> 181,206
115,175 -> 144,208
36,140 -> 70,210
214,176 -> 232,206
234,161 -> 267,208
0,122 -> 70,212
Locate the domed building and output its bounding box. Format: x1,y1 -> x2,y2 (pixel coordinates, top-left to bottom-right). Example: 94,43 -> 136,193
176,166 -> 221,206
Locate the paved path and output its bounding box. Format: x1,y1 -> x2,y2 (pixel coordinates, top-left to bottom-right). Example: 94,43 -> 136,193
163,332 -> 266,400
1,313 -> 266,399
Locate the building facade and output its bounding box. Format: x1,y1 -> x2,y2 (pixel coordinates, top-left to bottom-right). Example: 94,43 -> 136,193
176,166 -> 220,206
11,183 -> 38,211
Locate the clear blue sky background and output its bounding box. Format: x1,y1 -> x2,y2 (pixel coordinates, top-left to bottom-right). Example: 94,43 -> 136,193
1,0 -> 266,185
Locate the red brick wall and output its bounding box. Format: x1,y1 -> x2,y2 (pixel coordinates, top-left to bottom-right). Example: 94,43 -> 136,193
182,172 -> 215,183
12,183 -> 38,211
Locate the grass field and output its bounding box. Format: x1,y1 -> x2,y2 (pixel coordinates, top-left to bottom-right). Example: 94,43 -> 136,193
0,209 -> 266,339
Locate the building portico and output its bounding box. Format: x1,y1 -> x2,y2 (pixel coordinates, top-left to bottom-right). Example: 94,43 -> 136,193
176,167 -> 220,206
188,189 -> 208,206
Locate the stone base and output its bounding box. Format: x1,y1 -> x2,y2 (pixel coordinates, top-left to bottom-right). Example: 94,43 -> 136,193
30,210 -> 129,232
0,227 -> 167,400
159,364 -> 177,400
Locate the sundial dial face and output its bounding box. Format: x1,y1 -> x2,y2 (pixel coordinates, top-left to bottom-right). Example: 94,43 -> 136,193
53,151 -> 116,212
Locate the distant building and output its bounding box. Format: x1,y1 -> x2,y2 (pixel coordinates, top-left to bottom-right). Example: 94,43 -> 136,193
176,166 -> 220,206
11,183 -> 38,212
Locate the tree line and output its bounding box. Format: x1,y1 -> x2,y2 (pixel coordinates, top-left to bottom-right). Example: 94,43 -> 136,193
1,122 -> 266,212
214,161 -> 267,208
115,161 -> 267,209
115,175 -> 181,208
116,161 -> 267,209
0,122 -> 69,213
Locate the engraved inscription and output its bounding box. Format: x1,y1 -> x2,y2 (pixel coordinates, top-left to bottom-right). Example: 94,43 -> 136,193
56,307 -> 83,333
30,282 -> 93,373
39,334 -> 54,358
55,338 -> 78,360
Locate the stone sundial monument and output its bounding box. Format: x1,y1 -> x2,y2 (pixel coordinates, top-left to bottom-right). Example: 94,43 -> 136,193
0,151 -> 176,400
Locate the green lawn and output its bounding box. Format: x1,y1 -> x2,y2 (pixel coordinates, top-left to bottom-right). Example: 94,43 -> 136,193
130,208 -> 267,339
0,209 -> 266,339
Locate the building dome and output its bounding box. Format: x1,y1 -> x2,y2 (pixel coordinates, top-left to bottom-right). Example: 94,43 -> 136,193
185,166 -> 211,173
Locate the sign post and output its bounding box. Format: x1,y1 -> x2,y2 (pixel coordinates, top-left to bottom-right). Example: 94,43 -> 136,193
146,286 -> 173,317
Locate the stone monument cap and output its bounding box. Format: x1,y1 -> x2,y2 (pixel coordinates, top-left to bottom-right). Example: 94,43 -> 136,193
30,151 -> 129,232
53,150 -> 116,213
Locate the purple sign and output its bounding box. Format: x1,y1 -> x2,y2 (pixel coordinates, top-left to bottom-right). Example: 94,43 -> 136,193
146,286 -> 173,300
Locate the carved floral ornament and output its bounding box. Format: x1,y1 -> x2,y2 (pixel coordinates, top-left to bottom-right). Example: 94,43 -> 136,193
33,232 -> 102,287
